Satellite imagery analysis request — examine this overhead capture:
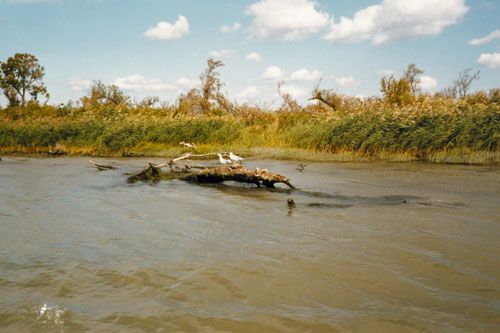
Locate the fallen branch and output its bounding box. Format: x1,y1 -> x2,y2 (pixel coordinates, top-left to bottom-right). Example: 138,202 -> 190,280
308,92 -> 336,110
156,152 -> 243,168
89,160 -> 118,171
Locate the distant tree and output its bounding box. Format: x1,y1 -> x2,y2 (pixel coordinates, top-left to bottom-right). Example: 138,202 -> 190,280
200,58 -> 224,113
177,88 -> 203,114
199,58 -> 234,113
439,86 -> 457,99
3,87 -> 20,107
439,69 -> 480,99
489,88 -> 500,104
277,81 -> 301,112
0,53 -> 48,106
453,68 -> 480,98
403,64 -> 423,94
309,79 -> 339,111
380,64 -> 423,105
380,75 -> 413,106
138,96 -> 160,108
82,80 -> 129,107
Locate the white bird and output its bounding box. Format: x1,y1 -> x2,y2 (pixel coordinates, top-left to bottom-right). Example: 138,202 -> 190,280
218,153 -> 231,164
179,141 -> 197,149
228,152 -> 243,163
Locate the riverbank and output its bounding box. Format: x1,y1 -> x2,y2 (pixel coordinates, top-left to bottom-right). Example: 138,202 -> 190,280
2,146 -> 500,165
1,95 -> 499,164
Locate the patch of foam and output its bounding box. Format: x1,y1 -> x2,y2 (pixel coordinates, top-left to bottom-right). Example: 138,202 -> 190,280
37,303 -> 66,326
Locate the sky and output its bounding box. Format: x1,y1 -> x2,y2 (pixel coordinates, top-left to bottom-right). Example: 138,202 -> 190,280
0,0 -> 499,107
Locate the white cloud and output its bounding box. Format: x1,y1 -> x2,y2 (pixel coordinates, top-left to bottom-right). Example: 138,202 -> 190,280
236,86 -> 260,99
323,0 -> 469,44
246,0 -> 330,40
175,76 -> 199,88
69,78 -> 91,91
278,83 -> 307,99
260,66 -> 286,80
209,49 -> 234,58
335,76 -> 361,87
290,68 -> 322,81
144,15 -> 190,40
376,69 -> 395,76
468,29 -> 500,46
417,75 -> 438,90
113,74 -> 176,91
245,52 -> 262,61
477,53 -> 500,69
220,22 -> 242,32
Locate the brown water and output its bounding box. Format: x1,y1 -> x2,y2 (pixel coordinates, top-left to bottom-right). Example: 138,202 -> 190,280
0,157 -> 499,332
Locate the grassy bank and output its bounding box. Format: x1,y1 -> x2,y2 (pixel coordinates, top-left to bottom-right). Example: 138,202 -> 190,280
1,95 -> 499,164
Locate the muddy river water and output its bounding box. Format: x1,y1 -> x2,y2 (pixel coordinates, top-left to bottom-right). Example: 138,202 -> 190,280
0,157 -> 499,332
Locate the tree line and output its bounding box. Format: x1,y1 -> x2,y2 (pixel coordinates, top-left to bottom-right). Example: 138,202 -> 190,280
0,52 -> 494,111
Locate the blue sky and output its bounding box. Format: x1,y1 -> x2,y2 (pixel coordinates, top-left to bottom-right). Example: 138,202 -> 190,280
0,0 -> 499,107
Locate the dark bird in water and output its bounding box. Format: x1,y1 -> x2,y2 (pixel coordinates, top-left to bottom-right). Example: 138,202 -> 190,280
287,198 -> 296,207
297,163 -> 308,172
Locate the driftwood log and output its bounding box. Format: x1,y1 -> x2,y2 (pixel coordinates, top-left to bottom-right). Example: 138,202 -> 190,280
127,163 -> 294,189
126,163 -> 169,183
89,160 -> 118,170
182,165 -> 294,188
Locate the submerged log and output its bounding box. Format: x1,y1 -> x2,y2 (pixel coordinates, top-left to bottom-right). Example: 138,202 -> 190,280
127,163 -> 167,183
127,163 -> 295,189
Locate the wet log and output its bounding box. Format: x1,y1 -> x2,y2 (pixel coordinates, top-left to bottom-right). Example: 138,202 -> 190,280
181,165 -> 295,189
127,163 -> 295,189
127,163 -> 167,183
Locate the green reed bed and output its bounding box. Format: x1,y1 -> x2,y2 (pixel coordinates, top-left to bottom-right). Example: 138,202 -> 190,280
0,98 -> 499,164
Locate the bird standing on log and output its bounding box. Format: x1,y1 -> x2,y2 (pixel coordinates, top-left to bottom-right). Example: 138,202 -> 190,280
228,152 -> 243,164
218,153 -> 231,164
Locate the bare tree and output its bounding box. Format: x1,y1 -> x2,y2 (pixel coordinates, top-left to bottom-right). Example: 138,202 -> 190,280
309,80 -> 337,110
403,64 -> 423,94
454,69 -> 480,98
277,80 -> 300,112
82,81 -> 129,107
138,96 -> 160,108
439,69 -> 480,99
